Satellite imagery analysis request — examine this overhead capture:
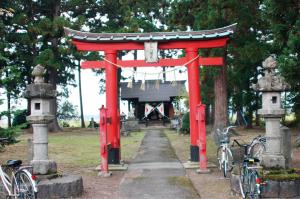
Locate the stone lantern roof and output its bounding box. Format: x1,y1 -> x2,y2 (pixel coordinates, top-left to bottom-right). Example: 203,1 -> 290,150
23,65 -> 56,99
252,55 -> 290,92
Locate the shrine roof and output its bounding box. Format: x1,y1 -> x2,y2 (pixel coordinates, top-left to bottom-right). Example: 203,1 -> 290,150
120,80 -> 186,102
64,23 -> 236,43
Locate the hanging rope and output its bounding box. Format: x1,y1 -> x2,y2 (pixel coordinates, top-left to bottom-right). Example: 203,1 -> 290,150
102,55 -> 200,75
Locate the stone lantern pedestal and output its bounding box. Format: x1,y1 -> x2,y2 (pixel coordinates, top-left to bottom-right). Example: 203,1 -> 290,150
24,65 -> 83,198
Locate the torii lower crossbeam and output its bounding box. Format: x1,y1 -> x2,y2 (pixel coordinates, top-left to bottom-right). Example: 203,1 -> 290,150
81,57 -> 224,69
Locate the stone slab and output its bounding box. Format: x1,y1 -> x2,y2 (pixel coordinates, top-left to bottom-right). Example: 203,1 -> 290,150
109,163 -> 129,171
261,154 -> 286,169
129,162 -> 182,170
261,180 -> 280,198
230,176 -> 300,198
183,161 -> 216,169
279,180 -> 298,198
98,171 -> 112,177
95,163 -> 129,171
196,168 -> 211,174
37,175 -> 83,199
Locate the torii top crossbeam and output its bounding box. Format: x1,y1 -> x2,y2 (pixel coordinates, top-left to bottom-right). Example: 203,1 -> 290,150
65,23 -> 236,68
64,23 -> 236,57
64,24 -> 236,165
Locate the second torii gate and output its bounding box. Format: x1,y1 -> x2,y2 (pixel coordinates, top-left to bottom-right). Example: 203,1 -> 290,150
64,24 -> 236,166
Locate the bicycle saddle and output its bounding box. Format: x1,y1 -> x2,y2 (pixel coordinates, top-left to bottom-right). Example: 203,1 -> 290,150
6,160 -> 22,167
244,157 -> 260,163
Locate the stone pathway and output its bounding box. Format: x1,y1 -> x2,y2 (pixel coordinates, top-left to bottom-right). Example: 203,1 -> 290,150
119,129 -> 200,199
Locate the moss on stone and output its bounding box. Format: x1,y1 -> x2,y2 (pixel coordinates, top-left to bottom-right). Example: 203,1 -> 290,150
263,168 -> 300,181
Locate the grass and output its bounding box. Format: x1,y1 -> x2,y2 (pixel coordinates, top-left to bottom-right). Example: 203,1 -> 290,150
164,129 -> 218,163
0,128 -> 145,171
167,176 -> 200,199
167,176 -> 194,188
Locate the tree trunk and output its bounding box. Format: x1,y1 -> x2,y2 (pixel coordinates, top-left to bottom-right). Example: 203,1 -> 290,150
48,0 -> 61,132
78,60 -> 85,128
235,106 -> 245,126
213,65 -> 228,131
7,91 -> 11,127
247,110 -> 253,128
255,110 -> 260,126
255,92 -> 260,126
48,67 -> 61,132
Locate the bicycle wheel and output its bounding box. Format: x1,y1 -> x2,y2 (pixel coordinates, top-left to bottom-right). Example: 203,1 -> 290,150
249,171 -> 260,199
217,146 -> 223,170
239,166 -> 249,198
249,143 -> 265,161
12,171 -> 37,199
225,148 -> 234,172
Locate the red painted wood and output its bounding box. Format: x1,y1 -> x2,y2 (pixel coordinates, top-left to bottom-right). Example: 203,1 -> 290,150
81,57 -> 224,69
99,106 -> 109,173
186,48 -> 201,153
105,50 -> 120,154
73,37 -> 229,51
196,104 -> 208,170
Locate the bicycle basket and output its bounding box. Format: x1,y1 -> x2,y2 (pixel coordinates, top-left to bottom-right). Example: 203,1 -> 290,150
214,129 -> 231,144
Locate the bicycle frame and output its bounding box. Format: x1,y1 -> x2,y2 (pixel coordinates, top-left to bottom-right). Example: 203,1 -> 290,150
0,165 -> 13,196
0,165 -> 38,198
218,142 -> 233,177
219,143 -> 230,165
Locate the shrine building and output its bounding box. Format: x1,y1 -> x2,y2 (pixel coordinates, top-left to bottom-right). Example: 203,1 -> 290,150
120,80 -> 186,121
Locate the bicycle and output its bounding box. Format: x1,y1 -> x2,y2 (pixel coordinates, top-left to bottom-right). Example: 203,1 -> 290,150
248,135 -> 266,162
233,139 -> 263,199
216,126 -> 236,177
0,138 -> 38,199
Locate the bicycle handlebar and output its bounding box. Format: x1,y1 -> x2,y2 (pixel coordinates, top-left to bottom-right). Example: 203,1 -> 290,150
217,126 -> 236,135
224,126 -> 236,134
232,139 -> 251,156
233,139 -> 242,147
232,139 -> 251,148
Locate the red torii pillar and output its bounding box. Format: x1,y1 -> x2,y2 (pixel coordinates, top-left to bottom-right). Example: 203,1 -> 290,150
186,48 -> 201,161
105,50 -> 120,164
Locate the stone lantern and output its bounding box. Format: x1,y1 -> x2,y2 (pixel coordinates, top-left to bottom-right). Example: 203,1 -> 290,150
252,55 -> 291,168
24,64 -> 57,175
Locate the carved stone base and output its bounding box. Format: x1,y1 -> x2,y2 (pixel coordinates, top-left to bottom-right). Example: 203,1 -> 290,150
31,160 -> 57,175
261,154 -> 286,169
37,175 -> 83,199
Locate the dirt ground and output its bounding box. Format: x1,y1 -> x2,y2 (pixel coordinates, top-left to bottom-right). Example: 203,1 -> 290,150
81,171 -> 123,199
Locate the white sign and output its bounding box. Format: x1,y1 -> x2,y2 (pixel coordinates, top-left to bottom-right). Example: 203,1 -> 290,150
144,42 -> 158,63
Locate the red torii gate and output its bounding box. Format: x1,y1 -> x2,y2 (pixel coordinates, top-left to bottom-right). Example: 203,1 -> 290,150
64,24 -> 236,166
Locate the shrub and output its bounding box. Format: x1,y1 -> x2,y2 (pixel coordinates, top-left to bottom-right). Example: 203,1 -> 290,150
12,109 -> 29,128
181,112 -> 190,134
0,125 -> 23,151
62,121 -> 70,127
